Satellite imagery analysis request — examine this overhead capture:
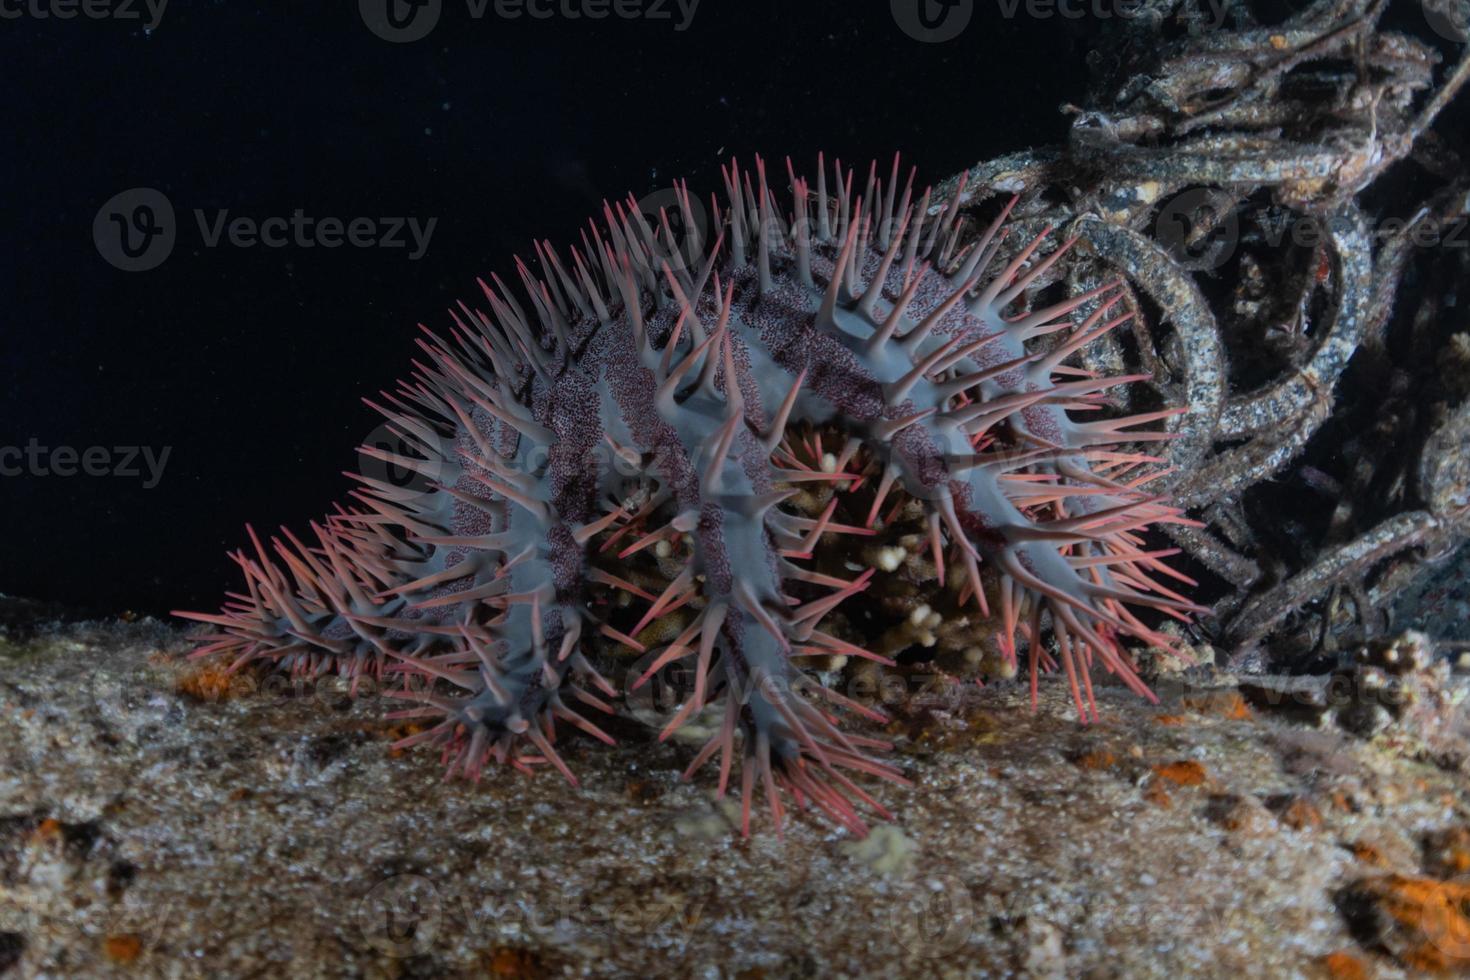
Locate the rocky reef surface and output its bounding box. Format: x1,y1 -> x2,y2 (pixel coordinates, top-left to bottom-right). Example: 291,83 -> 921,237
3,598 -> 1469,977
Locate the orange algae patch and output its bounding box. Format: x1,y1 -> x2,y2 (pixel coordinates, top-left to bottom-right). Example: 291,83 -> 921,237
1143,783 -> 1173,808
1182,690 -> 1252,720
1316,951 -> 1369,979
1342,874 -> 1470,973
1349,842 -> 1390,867
485,946 -> 546,978
385,721 -> 426,757
104,935 -> 143,963
1073,748 -> 1119,771
30,818 -> 62,842
176,664 -> 240,701
1152,760 -> 1208,786
1280,797 -> 1324,831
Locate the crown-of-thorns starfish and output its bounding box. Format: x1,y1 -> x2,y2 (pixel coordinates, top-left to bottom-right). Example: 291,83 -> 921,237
177,153 -> 1204,837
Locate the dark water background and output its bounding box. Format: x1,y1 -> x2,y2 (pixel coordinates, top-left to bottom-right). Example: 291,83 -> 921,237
10,2 -> 1465,619
1,1 -> 1105,613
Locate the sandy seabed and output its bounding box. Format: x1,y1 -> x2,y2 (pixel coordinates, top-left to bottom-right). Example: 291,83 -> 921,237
2,603 -> 1469,978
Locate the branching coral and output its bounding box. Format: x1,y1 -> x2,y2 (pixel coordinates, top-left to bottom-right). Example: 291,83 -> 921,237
928,0 -> 1470,660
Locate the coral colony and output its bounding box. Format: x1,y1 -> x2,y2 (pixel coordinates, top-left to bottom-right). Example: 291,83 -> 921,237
177,155 -> 1204,837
